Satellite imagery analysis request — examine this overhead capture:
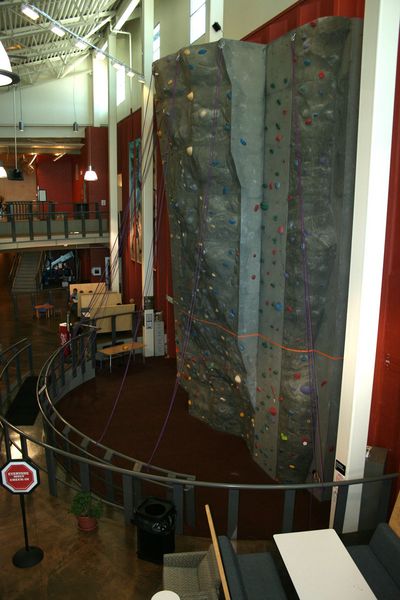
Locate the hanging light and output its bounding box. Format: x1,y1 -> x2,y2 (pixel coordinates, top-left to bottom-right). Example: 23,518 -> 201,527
0,41 -> 20,87
18,84 -> 24,131
9,86 -> 23,180
0,161 -> 7,178
84,127 -> 98,182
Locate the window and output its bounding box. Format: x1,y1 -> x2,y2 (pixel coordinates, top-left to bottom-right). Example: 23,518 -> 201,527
116,67 -> 125,106
190,0 -> 206,43
153,23 -> 160,62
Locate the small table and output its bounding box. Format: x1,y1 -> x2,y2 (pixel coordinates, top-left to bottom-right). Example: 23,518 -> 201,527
151,592 -> 180,600
34,303 -> 54,319
99,341 -> 145,372
273,528 -> 376,599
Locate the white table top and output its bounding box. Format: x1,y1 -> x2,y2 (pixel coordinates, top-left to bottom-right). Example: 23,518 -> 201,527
273,528 -> 377,599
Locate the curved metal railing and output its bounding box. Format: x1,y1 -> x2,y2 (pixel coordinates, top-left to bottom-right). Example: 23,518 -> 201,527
1,336 -> 399,540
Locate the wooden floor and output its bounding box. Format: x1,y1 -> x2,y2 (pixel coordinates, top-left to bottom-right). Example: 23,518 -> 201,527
0,254 -> 270,599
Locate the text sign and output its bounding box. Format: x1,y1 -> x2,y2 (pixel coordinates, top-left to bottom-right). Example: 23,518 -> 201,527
0,460 -> 40,494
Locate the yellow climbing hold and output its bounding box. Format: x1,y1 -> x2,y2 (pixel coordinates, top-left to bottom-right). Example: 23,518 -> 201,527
187,91 -> 194,101
280,433 -> 288,441
186,146 -> 193,156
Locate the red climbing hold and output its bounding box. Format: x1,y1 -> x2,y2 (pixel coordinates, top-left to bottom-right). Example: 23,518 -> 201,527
268,406 -> 278,416
305,117 -> 312,126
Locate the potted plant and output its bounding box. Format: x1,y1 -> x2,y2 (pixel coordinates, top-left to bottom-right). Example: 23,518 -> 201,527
70,491 -> 104,532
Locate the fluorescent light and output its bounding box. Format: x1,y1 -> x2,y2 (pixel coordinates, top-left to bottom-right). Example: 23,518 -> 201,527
53,153 -> 65,162
51,25 -> 65,37
112,61 -> 124,71
126,70 -> 135,78
84,166 -> 98,181
95,51 -> 106,61
138,76 -> 145,84
75,40 -> 87,50
21,5 -> 39,21
28,153 -> 37,167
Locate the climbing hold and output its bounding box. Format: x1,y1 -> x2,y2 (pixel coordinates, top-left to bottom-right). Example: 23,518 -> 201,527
186,91 -> 194,101
321,380 -> 328,387
198,48 -> 207,54
304,58 -> 311,66
183,48 -> 191,56
280,433 -> 288,441
318,70 -> 325,79
199,108 -> 207,118
186,146 -> 193,156
305,117 -> 312,126
240,138 -> 247,146
234,374 -> 241,384
300,384 -> 313,395
157,129 -> 162,138
294,372 -> 301,380
254,204 -> 260,212
268,406 -> 278,416
274,302 -> 283,312
260,202 -> 269,211
289,464 -> 296,469
239,411 -> 245,418
251,274 -> 256,280
275,134 -> 283,142
277,225 -> 284,234
223,186 -> 229,195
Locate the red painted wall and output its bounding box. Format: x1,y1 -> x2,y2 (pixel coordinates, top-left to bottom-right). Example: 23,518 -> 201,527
36,154 -> 80,213
84,126 -> 109,214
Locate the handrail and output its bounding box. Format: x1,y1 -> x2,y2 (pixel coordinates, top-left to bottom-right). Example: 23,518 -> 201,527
36,330 -> 194,479
1,335 -> 399,539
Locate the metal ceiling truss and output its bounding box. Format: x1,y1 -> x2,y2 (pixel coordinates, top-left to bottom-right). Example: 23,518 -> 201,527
0,1 -> 130,86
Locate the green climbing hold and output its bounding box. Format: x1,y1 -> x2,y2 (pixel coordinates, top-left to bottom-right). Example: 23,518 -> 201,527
260,202 -> 269,211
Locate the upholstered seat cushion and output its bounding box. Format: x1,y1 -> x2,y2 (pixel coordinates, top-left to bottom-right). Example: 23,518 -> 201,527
163,546 -> 220,600
348,523 -> 400,600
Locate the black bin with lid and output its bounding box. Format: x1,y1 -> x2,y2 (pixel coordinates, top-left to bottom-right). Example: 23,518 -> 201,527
132,497 -> 176,563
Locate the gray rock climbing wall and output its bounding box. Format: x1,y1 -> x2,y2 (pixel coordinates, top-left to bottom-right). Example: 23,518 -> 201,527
154,16 -> 362,483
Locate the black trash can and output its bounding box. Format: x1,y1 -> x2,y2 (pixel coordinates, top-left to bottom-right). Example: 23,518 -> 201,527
132,497 -> 176,563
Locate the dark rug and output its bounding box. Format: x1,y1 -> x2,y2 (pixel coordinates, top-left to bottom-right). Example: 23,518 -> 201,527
57,358 -> 330,538
5,376 -> 39,426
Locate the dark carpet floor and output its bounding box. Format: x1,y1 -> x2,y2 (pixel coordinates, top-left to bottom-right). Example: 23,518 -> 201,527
5,375 -> 39,426
57,357 -> 330,538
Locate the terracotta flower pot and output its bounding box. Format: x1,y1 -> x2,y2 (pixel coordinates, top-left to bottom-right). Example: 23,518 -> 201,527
77,515 -> 98,532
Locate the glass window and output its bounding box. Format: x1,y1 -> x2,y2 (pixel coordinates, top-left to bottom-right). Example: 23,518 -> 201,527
190,0 -> 206,43
153,22 -> 160,61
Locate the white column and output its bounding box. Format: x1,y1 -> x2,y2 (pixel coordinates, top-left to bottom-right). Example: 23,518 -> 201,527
209,0 -> 224,42
108,31 -> 121,293
141,0 -> 155,356
92,55 -> 108,127
331,0 -> 400,532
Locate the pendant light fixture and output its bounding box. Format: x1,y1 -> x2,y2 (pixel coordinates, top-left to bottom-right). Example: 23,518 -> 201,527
84,127 -> 98,182
0,41 -> 20,87
18,83 -> 24,131
0,161 -> 7,178
9,86 -> 23,180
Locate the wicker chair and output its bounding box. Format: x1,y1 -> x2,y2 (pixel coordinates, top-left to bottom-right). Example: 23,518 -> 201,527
163,545 -> 220,600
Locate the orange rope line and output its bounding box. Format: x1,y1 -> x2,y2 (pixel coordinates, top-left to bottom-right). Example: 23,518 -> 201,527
176,308 -> 343,361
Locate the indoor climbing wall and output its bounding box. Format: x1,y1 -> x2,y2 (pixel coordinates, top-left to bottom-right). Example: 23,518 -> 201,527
154,16 -> 362,483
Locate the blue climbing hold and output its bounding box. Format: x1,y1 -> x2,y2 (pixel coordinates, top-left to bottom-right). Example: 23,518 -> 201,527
198,48 -> 207,55
240,138 -> 247,146
274,302 -> 283,312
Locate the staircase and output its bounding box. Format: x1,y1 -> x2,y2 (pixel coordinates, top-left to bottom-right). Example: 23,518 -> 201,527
11,252 -> 43,293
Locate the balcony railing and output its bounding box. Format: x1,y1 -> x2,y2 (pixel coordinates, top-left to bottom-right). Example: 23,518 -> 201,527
0,202 -> 108,247
1,333 -> 399,541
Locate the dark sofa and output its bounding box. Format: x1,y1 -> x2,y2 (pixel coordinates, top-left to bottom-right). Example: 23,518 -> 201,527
347,523 -> 400,600
218,535 -> 287,599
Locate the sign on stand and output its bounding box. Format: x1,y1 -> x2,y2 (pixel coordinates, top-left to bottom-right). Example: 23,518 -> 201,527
0,460 -> 44,568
